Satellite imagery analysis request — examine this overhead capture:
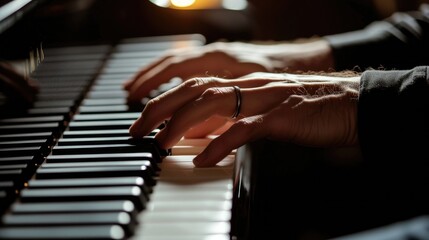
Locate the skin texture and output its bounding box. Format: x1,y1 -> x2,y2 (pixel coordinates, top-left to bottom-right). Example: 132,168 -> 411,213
129,72 -> 360,167
124,39 -> 335,103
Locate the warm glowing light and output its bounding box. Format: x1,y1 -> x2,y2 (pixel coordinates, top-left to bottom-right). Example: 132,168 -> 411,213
171,0 -> 196,8
222,0 -> 247,10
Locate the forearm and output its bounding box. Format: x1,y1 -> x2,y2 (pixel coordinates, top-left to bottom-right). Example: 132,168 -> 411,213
325,4 -> 429,71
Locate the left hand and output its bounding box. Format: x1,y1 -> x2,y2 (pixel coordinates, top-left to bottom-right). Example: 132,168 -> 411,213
129,72 -> 361,167
0,62 -> 39,104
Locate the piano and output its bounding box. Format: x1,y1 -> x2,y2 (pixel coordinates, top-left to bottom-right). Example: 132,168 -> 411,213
2,1 -> 429,240
0,1 -> 241,239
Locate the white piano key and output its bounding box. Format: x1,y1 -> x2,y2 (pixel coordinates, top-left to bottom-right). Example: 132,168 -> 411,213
135,151 -> 234,238
150,190 -> 233,202
161,155 -> 234,164
145,200 -> 232,211
154,180 -> 232,191
134,222 -> 230,236
139,210 -> 231,222
130,235 -> 230,240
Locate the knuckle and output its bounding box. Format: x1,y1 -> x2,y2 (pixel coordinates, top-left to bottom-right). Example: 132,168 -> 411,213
181,77 -> 219,90
231,116 -> 264,138
200,87 -> 229,101
144,97 -> 160,111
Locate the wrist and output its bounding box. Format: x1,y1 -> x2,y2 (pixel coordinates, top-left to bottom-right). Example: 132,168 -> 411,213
270,38 -> 335,72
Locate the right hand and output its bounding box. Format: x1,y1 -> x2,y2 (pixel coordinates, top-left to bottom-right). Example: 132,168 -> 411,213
129,72 -> 360,167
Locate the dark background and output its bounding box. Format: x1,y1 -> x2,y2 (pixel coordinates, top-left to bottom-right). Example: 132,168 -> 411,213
1,0 -> 422,59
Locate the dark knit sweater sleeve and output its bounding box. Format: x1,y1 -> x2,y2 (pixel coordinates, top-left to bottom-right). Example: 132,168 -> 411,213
324,4 -> 429,71
358,66 -> 429,168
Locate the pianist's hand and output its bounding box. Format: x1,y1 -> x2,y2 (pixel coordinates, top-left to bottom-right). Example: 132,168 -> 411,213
0,61 -> 39,105
129,71 -> 360,167
123,39 -> 334,103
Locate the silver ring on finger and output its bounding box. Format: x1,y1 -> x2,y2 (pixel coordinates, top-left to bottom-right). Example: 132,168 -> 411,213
231,86 -> 242,119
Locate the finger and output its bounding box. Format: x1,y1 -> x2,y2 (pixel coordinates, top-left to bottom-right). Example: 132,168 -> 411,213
129,77 -> 219,138
193,115 -> 267,167
123,55 -> 170,91
126,54 -> 268,102
127,60 -> 186,103
184,116 -> 228,138
154,86 -> 239,148
154,82 -> 299,149
129,77 -> 276,138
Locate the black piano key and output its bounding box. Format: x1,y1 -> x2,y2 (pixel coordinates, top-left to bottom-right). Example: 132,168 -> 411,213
0,169 -> 23,181
62,129 -> 131,138
68,120 -> 134,130
0,225 -> 126,240
34,100 -> 76,108
45,152 -> 159,171
36,92 -> 83,101
11,200 -> 137,216
2,212 -> 136,236
0,122 -> 62,134
32,67 -> 98,77
51,144 -> 167,161
41,160 -> 156,176
57,136 -> 154,146
0,115 -> 65,124
35,166 -> 155,186
36,60 -> 102,71
20,186 -> 146,211
72,112 -> 140,121
0,156 -> 42,165
27,176 -> 149,193
0,164 -> 28,170
46,152 -> 153,163
43,45 -> 110,55
78,105 -> 131,114
41,160 -> 152,168
36,76 -> 92,88
39,86 -> 86,94
0,181 -> 14,190
27,107 -> 72,116
0,132 -> 53,141
51,144 -> 140,155
0,139 -> 49,148
0,145 -> 49,157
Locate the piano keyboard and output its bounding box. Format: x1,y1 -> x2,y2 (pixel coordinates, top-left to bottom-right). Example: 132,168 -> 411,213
0,34 -> 234,240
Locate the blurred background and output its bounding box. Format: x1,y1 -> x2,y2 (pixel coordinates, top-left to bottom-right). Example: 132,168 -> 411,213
0,0 -> 426,58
